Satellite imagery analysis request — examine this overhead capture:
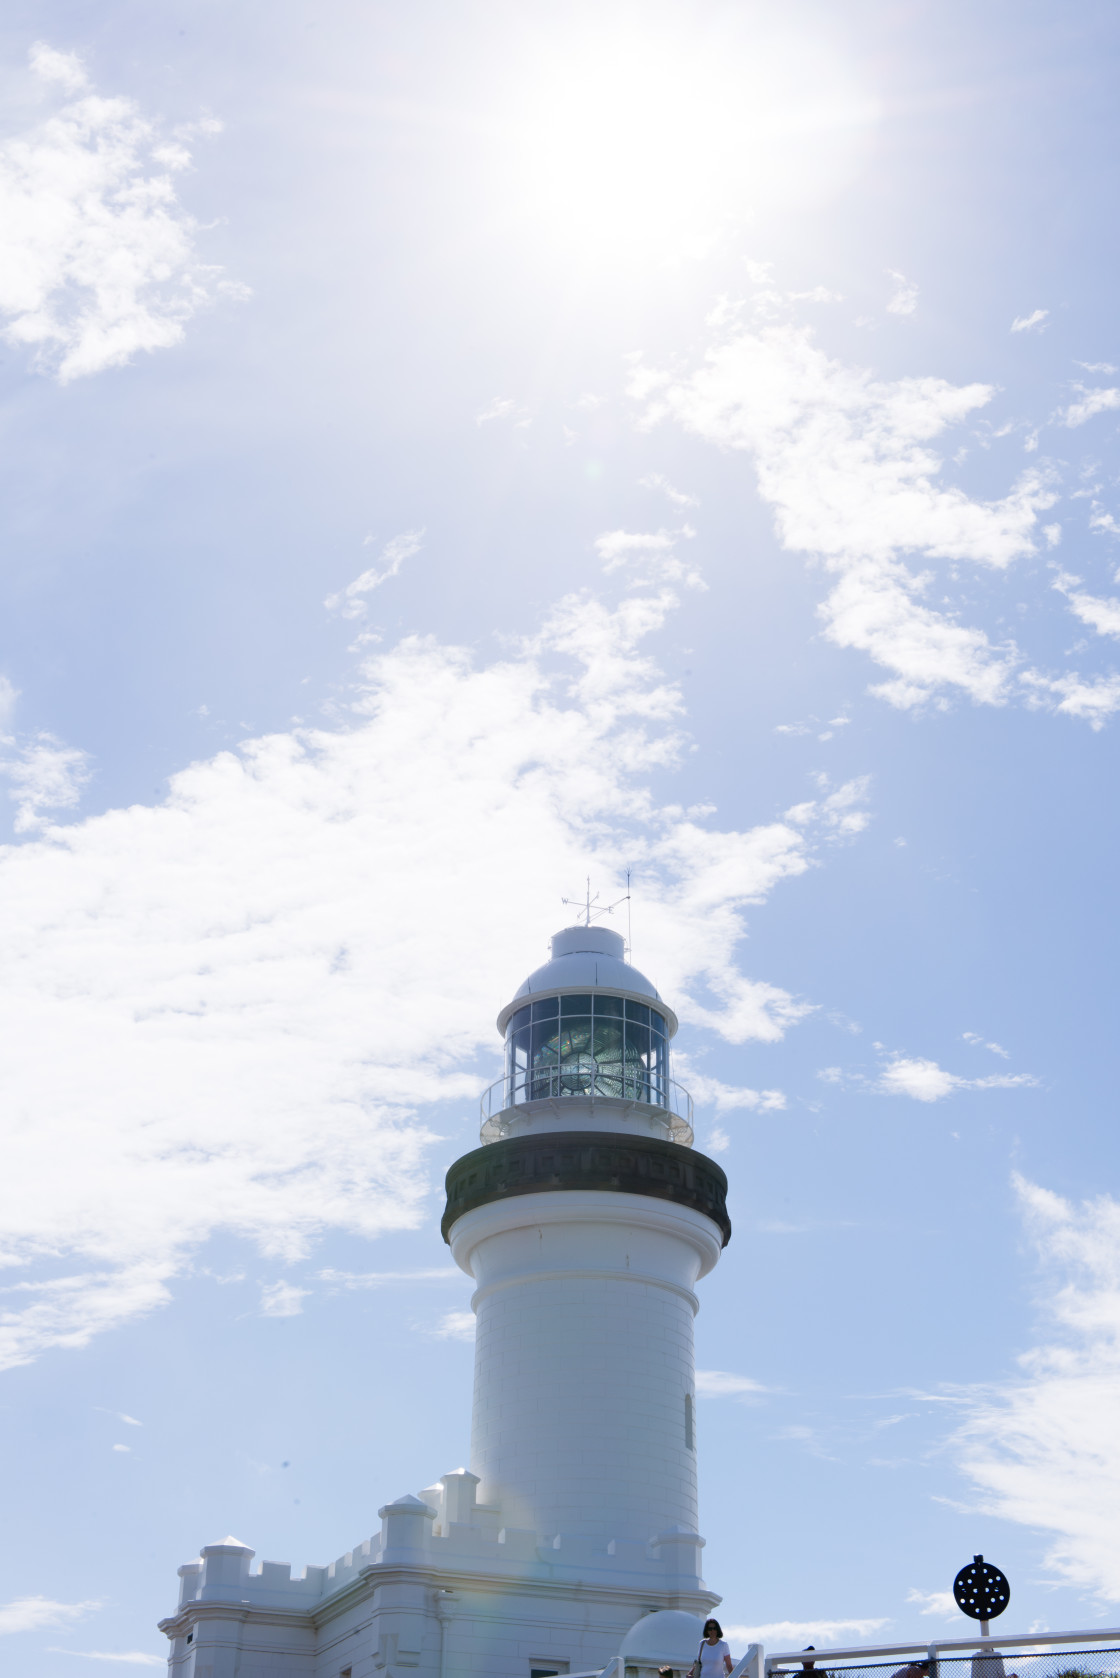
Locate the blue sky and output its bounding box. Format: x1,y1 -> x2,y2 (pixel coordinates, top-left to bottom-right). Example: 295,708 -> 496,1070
2,0 -> 1120,1668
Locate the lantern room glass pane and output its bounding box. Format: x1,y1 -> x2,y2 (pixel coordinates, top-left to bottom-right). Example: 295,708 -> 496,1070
504,991 -> 670,1108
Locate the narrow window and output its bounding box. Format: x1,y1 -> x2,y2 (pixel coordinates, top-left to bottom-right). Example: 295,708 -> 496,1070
685,1391 -> 694,1450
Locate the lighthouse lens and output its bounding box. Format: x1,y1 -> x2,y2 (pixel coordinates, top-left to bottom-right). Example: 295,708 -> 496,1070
507,994 -> 671,1107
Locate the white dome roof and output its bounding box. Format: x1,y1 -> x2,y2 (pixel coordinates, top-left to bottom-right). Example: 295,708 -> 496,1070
496,925 -> 678,1036
620,1610 -> 706,1665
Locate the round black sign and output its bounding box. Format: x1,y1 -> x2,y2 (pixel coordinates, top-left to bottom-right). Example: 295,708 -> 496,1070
953,1556 -> 1010,1623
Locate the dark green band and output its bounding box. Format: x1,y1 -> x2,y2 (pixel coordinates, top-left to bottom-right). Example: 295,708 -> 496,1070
441,1131 -> 731,1247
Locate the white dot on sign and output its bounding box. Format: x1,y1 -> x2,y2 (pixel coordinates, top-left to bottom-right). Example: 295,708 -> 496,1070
113,1443 -> 131,1453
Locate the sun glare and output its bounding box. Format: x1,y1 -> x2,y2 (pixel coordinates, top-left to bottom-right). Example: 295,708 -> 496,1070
499,23 -> 878,266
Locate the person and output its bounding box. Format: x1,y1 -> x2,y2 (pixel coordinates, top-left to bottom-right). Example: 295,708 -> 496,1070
695,1618 -> 733,1678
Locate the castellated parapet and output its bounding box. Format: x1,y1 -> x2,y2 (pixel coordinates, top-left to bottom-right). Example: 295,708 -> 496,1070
160,926 -> 729,1678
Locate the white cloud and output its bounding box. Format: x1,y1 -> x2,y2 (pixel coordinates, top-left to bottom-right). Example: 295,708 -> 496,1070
634,320 -> 1056,712
1089,507 -> 1120,539
475,396 -> 530,427
259,1281 -> 309,1318
639,472 -> 699,509
904,1588 -> 961,1618
1020,668 -> 1120,729
1011,309 -> 1049,334
1058,387 -> 1120,428
48,1654 -> 164,1667
0,1597 -> 99,1635
111,1442 -> 130,1452
317,1268 -> 461,1288
0,47 -> 245,381
695,1369 -> 768,1397
28,43 -> 89,93
594,527 -> 705,590
324,530 -> 425,618
0,587 -> 849,1368
426,1309 -> 476,1342
0,732 -> 91,831
877,1054 -> 1037,1102
724,1619 -> 889,1648
961,1032 -> 1010,1059
684,1072 -> 786,1114
1052,570 -> 1120,639
886,269 -> 918,316
95,1408 -> 142,1425
952,1175 -> 1120,1601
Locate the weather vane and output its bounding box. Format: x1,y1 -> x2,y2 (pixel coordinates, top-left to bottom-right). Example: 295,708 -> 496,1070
562,872 -> 631,930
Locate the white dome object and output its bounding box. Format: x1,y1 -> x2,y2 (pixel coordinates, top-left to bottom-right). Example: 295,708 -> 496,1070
496,925 -> 678,1036
620,1610 -> 707,1665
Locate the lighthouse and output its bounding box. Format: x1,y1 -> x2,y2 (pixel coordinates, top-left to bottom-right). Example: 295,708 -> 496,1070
446,922 -> 730,1561
160,924 -> 732,1678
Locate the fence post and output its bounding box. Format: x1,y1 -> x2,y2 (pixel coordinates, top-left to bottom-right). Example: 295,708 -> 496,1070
928,1642 -> 940,1678
730,1642 -> 764,1678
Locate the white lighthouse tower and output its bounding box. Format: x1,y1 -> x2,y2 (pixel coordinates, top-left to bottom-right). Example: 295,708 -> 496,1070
160,924 -> 732,1678
448,922 -> 729,1565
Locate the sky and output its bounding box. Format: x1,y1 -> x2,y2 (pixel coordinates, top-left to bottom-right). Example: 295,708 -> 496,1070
1,0 -> 1120,1669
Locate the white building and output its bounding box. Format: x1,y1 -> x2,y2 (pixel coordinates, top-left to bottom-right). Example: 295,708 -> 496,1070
160,925 -> 731,1678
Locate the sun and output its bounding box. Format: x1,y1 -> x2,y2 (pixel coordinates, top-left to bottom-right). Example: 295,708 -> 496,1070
493,17 -> 879,268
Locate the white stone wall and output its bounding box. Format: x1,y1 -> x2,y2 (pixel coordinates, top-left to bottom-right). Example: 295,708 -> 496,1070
451,1190 -> 721,1552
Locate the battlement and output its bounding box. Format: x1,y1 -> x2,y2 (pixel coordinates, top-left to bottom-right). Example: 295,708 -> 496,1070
174,1466 -> 706,1619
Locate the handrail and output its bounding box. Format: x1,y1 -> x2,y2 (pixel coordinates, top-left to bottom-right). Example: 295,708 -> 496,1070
765,1628 -> 1120,1668
479,1062 -> 694,1146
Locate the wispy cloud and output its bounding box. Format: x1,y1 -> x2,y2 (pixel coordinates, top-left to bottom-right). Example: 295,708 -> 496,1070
594,526 -> 705,590
1052,569 -> 1120,640
47,1653 -> 164,1667
905,1588 -> 961,1619
423,1309 -> 475,1342
962,1032 -> 1010,1059
639,472 -> 699,509
0,1597 -> 99,1635
475,396 -> 530,428
952,1174 -> 1120,1600
1058,386 -> 1120,428
259,1281 -> 309,1318
886,269 -> 918,316
695,1369 -> 769,1397
634,316 -> 1056,714
0,732 -> 91,831
0,46 -> 245,381
877,1054 -> 1037,1102
1011,309 -> 1049,334
1020,668 -> 1120,729
317,1267 -> 461,1288
324,529 -> 425,618
820,1051 -> 1037,1102
724,1619 -> 889,1648
0,585 -> 860,1368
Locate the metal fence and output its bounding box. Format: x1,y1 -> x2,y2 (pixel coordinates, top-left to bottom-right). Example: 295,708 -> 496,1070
766,1639 -> 1120,1678
479,1062 -> 694,1145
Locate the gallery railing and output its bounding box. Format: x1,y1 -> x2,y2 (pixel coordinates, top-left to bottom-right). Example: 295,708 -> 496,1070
480,1060 -> 694,1146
